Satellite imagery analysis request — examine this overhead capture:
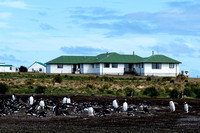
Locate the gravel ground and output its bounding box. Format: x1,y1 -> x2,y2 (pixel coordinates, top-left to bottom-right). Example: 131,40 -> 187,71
0,95 -> 200,133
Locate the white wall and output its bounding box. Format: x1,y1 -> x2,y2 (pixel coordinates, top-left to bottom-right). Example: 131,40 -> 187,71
46,64 -> 72,73
0,66 -> 16,72
144,63 -> 179,77
81,64 -> 94,74
101,63 -> 124,75
28,63 -> 46,73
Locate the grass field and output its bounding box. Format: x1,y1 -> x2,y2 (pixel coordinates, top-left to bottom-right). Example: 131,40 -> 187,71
0,72 -> 199,98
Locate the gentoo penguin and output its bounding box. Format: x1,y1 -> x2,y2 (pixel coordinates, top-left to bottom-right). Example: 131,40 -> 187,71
122,99 -> 128,112
12,94 -> 16,101
37,99 -> 45,110
28,95 -> 34,105
88,107 -> 94,116
62,97 -> 67,104
184,102 -> 189,113
66,97 -> 71,104
169,100 -> 175,112
112,99 -> 119,109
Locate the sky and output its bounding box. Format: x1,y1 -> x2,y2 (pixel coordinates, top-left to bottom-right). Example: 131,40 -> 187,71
0,0 -> 200,77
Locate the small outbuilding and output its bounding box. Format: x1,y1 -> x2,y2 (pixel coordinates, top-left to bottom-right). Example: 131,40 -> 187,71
0,63 -> 16,72
28,61 -> 46,73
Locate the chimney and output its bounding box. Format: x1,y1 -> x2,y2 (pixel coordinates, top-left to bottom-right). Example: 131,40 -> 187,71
133,51 -> 134,55
152,51 -> 154,56
106,52 -> 109,57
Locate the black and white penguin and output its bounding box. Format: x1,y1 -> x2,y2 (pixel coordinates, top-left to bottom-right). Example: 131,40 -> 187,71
122,99 -> 128,112
169,100 -> 175,112
112,99 -> 119,109
88,107 -> 95,116
184,102 -> 189,113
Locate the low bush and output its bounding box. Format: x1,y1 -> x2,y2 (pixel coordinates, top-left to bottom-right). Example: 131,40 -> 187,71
0,83 -> 9,94
169,89 -> 179,98
184,88 -> 195,97
53,74 -> 63,83
124,87 -> 135,96
146,76 -> 152,81
35,86 -> 46,94
143,87 -> 159,97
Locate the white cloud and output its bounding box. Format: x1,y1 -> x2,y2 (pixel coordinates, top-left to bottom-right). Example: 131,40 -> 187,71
0,12 -> 11,19
0,1 -> 28,9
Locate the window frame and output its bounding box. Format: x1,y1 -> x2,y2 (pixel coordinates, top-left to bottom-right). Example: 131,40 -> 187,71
152,63 -> 161,69
112,63 -> 118,68
96,64 -> 100,68
104,63 -> 110,68
57,64 -> 63,69
169,63 -> 174,69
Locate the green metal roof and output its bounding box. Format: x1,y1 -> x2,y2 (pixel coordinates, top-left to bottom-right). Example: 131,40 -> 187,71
142,55 -> 181,63
46,56 -> 94,64
46,53 -> 181,64
0,65 -> 13,67
36,62 -> 47,67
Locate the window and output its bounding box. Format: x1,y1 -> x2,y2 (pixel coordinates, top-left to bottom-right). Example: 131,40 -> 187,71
169,63 -> 174,68
112,63 -> 118,68
141,63 -> 144,68
104,63 -> 110,68
152,63 -> 161,69
39,68 -> 42,71
10,67 -> 12,70
92,64 -> 94,68
57,64 -> 63,68
96,64 -> 100,68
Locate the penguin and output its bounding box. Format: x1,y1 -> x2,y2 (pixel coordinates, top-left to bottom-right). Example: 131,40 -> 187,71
184,102 -> 189,113
122,99 -> 128,112
112,99 -> 118,109
66,97 -> 71,104
12,94 -> 16,102
169,100 -> 175,112
88,107 -> 95,116
62,97 -> 67,104
37,99 -> 45,110
28,95 -> 34,105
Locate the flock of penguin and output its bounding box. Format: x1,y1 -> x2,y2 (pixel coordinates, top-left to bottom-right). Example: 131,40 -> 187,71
0,94 -> 189,118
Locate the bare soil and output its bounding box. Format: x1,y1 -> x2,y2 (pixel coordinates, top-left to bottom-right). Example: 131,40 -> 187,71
0,95 -> 200,133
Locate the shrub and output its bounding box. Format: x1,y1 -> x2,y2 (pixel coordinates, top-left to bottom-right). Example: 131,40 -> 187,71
184,88 -> 195,97
124,87 -> 135,96
0,83 -> 9,94
106,90 -> 115,95
162,77 -> 172,81
176,74 -> 186,82
169,89 -> 179,98
35,86 -> 46,94
19,66 -> 28,72
53,74 -> 63,83
146,76 -> 152,81
86,84 -> 94,89
170,80 -> 175,83
143,87 -> 159,97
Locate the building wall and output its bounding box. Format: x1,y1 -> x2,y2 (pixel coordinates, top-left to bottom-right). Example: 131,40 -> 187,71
28,63 -> 46,73
144,63 -> 179,77
101,63 -> 124,75
46,64 -> 72,73
0,66 -> 16,72
81,64 -> 94,74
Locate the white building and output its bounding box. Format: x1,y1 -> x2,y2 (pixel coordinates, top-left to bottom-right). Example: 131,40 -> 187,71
46,52 -> 181,77
28,61 -> 46,73
0,63 -> 16,72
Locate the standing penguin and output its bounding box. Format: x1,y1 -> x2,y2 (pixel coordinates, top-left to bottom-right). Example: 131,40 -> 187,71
122,99 -> 128,112
169,100 -> 175,112
28,95 -> 34,105
184,102 -> 189,113
112,99 -> 119,109
88,107 -> 94,116
62,97 -> 67,104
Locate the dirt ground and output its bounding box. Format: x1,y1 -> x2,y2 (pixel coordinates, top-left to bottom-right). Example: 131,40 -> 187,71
0,95 -> 200,133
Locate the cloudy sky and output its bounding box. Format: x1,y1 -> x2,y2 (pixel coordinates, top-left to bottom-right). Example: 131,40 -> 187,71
0,0 -> 199,77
